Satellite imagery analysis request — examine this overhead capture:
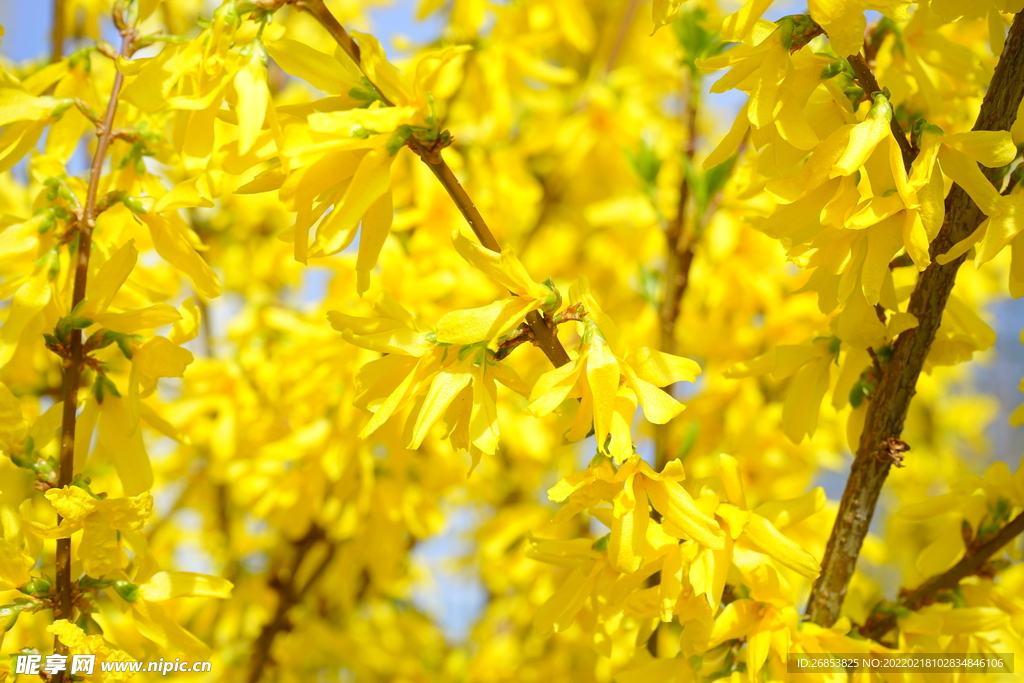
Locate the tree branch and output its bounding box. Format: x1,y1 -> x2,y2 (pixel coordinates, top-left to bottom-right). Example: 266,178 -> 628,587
287,0 -> 571,368
51,0 -> 67,63
806,11 -> 1024,627
647,60 -> 705,659
861,511 -> 1024,641
52,15 -> 136,683
657,82 -> 700,362
247,526 -> 336,683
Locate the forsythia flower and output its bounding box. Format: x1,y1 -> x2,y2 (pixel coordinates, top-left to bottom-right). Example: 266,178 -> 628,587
48,620 -> 137,681
727,338 -> 839,443
0,504 -> 32,588
26,486 -> 152,576
330,292 -> 526,469
0,68 -> 72,172
534,452 -> 823,668
529,278 -> 701,460
898,458 -> 1024,575
435,231 -> 556,346
714,453 -> 823,582
652,0 -> 687,33
128,569 -> 233,658
119,2 -> 250,170
268,32 -> 467,292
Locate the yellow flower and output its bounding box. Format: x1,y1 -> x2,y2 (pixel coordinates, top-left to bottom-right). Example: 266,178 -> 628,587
615,457 -> 726,572
119,3 -> 248,170
549,456 -> 725,575
268,34 -> 467,290
707,599 -> 798,679
435,231 -> 554,346
48,620 -> 137,681
347,32 -> 470,126
330,293 -> 526,467
528,278 -> 700,460
0,504 -> 32,588
0,76 -> 71,172
652,0 -> 687,33
716,454 -> 823,581
727,338 -> 838,444
899,458 -> 1024,576
26,486 -> 152,577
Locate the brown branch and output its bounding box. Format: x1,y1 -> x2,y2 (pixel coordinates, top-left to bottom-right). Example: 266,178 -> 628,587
51,0 -> 67,63
247,526 -> 336,683
289,0 -> 572,368
861,511 -> 1024,641
52,16 -> 136,683
648,67 -> 703,659
846,53 -> 915,172
806,11 -> 1024,627
657,84 -> 700,361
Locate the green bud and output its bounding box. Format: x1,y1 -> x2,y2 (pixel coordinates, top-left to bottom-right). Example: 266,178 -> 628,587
0,602 -> 27,632
68,317 -> 94,330
386,126 -> 413,155
20,577 -> 53,597
628,140 -> 662,188
820,60 -> 846,80
115,334 -> 134,360
849,380 -> 868,409
540,279 -> 562,313
94,374 -> 121,403
348,87 -> 378,102
35,249 -> 60,280
78,575 -> 104,590
122,195 -> 148,214
867,92 -> 893,121
49,99 -> 75,118
112,580 -> 139,603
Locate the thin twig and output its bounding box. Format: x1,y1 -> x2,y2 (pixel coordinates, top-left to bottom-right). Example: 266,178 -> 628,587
247,526 -> 337,683
861,511 -> 1024,641
806,11 -> 1024,627
657,80 -> 700,361
51,0 -> 67,63
648,64 -> 704,659
52,15 -> 136,683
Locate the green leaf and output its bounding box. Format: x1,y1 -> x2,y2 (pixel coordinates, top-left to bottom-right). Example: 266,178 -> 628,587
677,420 -> 699,460
93,374 -> 121,403
698,154 -> 737,216
637,265 -> 660,308
19,577 -> 53,597
628,140 -> 662,188
673,8 -> 722,74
